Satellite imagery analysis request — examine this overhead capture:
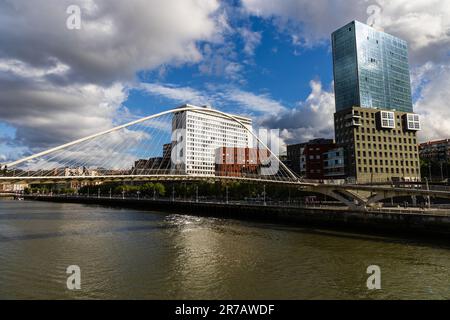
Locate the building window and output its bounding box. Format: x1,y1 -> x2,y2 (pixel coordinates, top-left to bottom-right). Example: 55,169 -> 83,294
380,111 -> 395,129
406,114 -> 421,131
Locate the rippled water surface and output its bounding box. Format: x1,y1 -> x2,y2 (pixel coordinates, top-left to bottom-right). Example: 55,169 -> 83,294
0,199 -> 449,299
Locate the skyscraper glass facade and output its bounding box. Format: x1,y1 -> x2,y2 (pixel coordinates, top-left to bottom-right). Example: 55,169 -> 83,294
332,21 -> 413,113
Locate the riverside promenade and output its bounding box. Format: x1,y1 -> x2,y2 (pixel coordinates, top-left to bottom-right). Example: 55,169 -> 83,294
24,195 -> 450,238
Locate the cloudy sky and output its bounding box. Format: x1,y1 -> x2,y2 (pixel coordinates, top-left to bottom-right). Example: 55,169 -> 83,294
0,0 -> 449,162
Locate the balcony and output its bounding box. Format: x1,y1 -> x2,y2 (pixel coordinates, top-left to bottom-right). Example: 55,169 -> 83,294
345,119 -> 361,127
344,112 -> 362,121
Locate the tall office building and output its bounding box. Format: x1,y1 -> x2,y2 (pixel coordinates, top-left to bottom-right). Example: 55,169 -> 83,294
172,105 -> 253,176
332,21 -> 421,183
333,20 -> 413,112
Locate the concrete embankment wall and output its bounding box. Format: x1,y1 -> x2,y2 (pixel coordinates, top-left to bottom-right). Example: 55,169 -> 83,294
26,196 -> 450,238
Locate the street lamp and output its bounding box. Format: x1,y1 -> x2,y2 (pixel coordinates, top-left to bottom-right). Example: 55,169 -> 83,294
428,161 -> 432,182
424,177 -> 431,209
263,184 -> 266,206
226,185 -> 229,204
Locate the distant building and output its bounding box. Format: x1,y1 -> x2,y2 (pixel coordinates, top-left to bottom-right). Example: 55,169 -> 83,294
332,21 -> 421,183
162,143 -> 172,168
420,139 -> 450,162
64,167 -> 98,177
286,143 -> 306,175
302,139 -> 337,180
172,105 -> 252,176
63,167 -> 100,189
132,142 -> 173,174
1,183 -> 28,192
323,147 -> 346,179
215,147 -> 270,177
287,139 -> 339,180
133,157 -> 164,174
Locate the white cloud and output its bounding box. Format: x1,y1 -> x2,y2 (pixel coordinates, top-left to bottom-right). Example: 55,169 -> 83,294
0,58 -> 70,79
140,83 -> 211,106
225,89 -> 287,114
239,27 -> 262,55
260,80 -> 335,144
0,78 -> 128,150
0,0 -> 222,83
198,43 -> 244,81
138,82 -> 288,116
242,0 -> 361,47
415,64 -> 450,142
0,0 -> 224,152
242,0 -> 450,64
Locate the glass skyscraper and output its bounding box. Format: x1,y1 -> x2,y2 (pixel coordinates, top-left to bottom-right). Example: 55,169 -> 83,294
332,21 -> 413,113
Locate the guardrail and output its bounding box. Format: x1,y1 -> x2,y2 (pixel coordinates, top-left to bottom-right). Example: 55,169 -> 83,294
23,193 -> 346,208
22,194 -> 450,216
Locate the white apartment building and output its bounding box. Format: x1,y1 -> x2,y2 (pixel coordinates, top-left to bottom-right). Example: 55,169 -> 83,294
172,105 -> 253,176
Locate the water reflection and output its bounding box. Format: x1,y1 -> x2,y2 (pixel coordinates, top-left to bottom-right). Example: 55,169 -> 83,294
0,200 -> 449,299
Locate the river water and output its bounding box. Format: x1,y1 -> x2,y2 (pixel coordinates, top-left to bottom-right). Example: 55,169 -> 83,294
0,199 -> 449,300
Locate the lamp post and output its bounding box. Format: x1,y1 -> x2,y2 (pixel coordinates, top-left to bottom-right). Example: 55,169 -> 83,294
428,161 -> 432,182
425,177 -> 431,209
226,185 -> 229,204
263,184 -> 266,206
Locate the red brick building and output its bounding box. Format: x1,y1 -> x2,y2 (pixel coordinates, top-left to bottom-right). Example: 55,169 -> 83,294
302,139 -> 337,179
215,147 -> 270,177
287,139 -> 340,180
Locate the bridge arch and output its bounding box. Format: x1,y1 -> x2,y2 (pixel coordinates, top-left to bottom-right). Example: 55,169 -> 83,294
2,105 -> 299,184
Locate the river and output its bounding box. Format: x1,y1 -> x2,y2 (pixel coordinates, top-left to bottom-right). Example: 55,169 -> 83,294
0,199 -> 449,299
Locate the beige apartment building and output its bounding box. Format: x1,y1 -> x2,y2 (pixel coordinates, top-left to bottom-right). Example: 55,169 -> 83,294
335,107 -> 420,183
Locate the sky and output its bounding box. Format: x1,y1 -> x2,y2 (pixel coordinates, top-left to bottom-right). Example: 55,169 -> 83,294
0,0 -> 449,162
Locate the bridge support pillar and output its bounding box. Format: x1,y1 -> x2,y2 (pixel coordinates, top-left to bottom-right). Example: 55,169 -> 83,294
306,186 -> 368,211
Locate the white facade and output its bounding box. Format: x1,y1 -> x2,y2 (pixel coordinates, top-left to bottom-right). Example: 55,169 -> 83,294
172,105 -> 252,176
64,167 -> 99,177
1,183 -> 28,192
